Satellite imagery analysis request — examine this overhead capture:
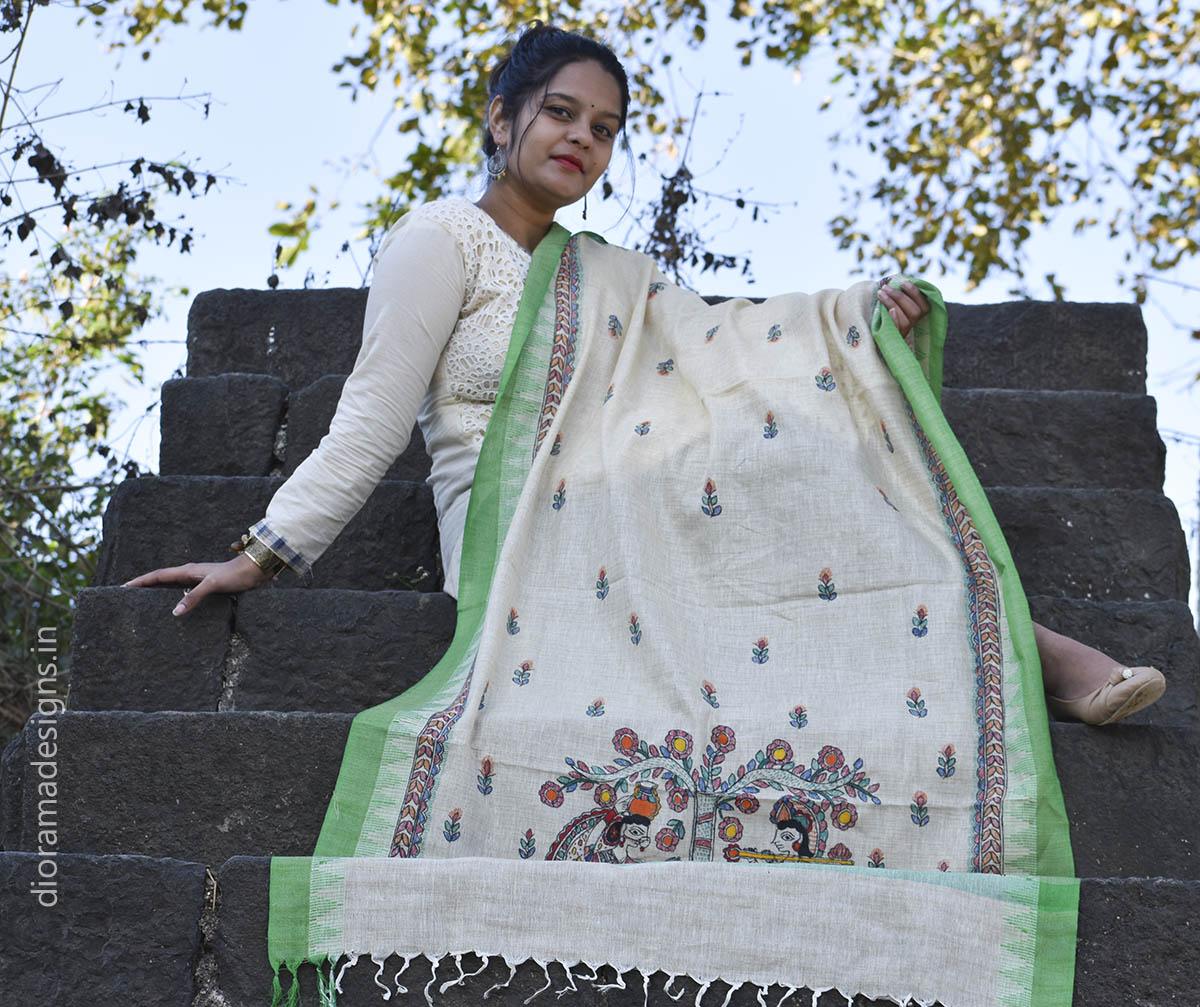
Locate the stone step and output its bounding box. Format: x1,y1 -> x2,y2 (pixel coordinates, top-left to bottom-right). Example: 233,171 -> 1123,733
0,851 -> 1192,1006
214,860 -> 1197,1006
93,476 -> 1192,602
3,711 -> 1197,881
185,289 -> 1149,393
0,851 -> 206,1007
65,587 -> 1199,727
160,376 -> 1166,492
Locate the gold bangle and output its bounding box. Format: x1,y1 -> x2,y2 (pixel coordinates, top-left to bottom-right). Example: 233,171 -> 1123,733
230,532 -> 287,577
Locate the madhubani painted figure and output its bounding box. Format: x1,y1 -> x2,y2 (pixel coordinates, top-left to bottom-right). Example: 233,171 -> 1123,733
539,724 -> 879,865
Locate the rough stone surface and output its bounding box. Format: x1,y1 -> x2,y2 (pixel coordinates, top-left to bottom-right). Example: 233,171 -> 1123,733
1,730 -> 24,850
160,373 -> 287,476
0,851 -> 206,1006
12,711 -> 1195,881
187,287 -> 368,389
215,856 -> 1198,1006
941,389 -> 1163,490
284,374 -> 431,481
1074,877 -> 1200,1004
231,588 -> 457,712
1028,596 -> 1199,727
988,487 -> 1190,603
92,477 -> 1192,603
188,289 -> 1149,394
1053,724 -> 1198,881
93,475 -> 441,592
68,586 -> 232,712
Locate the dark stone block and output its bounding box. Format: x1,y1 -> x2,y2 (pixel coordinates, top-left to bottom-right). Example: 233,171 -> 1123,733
1,731 -> 25,850
0,851 -> 205,1006
187,288 -> 368,389
215,858 -> 1200,1006
1075,877 -> 1200,1004
160,373 -> 286,476
232,589 -> 457,712
1054,724 -> 1198,882
942,389 -> 1164,490
93,475 -> 441,593
16,711 -> 351,862
68,587 -> 231,712
989,488 -> 1191,603
940,300 -> 1147,393
285,374 -> 432,482
1028,597 -> 1199,727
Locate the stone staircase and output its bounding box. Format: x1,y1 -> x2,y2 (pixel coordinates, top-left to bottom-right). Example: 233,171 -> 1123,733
2,289 -> 1199,1005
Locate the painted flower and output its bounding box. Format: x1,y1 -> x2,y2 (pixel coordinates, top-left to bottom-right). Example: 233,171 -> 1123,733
790,704 -> 809,730
656,358 -> 675,375
906,687 -> 928,718
634,420 -> 651,436
814,367 -> 837,392
827,843 -> 853,862
912,604 -> 929,637
711,725 -> 737,753
767,323 -> 782,342
868,849 -> 885,868
665,729 -> 694,758
539,781 -> 564,807
766,739 -> 793,765
612,728 -> 640,754
751,636 -> 769,664
733,794 -> 760,815
718,817 -> 744,842
817,745 -> 845,772
594,784 -> 617,808
938,860 -> 950,872
705,324 -> 720,342
831,802 -> 858,831
937,743 -> 957,779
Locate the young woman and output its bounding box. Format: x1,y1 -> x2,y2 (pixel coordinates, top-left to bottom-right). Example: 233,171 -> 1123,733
122,23 -> 1165,729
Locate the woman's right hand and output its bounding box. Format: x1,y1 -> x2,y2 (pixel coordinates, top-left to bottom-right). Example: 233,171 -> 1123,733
120,554 -> 277,617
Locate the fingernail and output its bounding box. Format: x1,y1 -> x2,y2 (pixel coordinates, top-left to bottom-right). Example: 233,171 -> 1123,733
172,602 -> 185,616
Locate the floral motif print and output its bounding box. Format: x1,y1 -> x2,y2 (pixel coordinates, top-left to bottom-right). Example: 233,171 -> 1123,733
906,687 -> 928,718
789,704 -> 808,729
937,744 -> 957,779
443,808 -> 462,842
519,829 -> 536,859
701,680 -> 720,708
607,314 -> 623,339
506,608 -> 520,635
705,325 -> 719,343
701,478 -> 722,517
911,791 -> 930,827
586,698 -> 605,717
634,420 -> 651,436
868,848 -> 885,868
818,568 -> 838,601
656,358 -> 675,375
751,637 -> 769,664
629,612 -> 642,646
595,566 -> 610,600
912,605 -> 930,637
763,411 -> 778,439
552,478 -> 567,510
846,325 -> 862,347
815,367 -> 837,392
477,756 -> 495,795
767,323 -> 783,343
512,660 -> 532,686
648,281 -> 667,299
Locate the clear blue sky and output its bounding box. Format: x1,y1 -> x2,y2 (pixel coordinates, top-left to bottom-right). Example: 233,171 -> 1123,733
18,0 -> 1200,617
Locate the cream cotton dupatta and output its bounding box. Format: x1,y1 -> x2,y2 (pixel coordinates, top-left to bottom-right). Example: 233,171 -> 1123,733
266,221 -> 1079,1007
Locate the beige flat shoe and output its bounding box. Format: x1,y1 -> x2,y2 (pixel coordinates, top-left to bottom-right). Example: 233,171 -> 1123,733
1045,666 -> 1167,726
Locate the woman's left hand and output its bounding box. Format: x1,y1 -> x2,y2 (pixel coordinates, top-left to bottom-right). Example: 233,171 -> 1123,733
877,280 -> 930,340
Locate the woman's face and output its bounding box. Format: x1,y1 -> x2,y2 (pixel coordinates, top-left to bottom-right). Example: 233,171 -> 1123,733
494,59 -> 622,207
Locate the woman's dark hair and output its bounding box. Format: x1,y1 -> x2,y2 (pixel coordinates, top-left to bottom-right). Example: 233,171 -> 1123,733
481,20 -> 634,195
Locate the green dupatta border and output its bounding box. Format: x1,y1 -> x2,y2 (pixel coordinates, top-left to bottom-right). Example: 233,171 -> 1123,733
266,221 -> 575,979
871,275 -> 1078,1006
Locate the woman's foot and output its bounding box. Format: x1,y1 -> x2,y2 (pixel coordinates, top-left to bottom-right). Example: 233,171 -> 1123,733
1033,621 -> 1166,725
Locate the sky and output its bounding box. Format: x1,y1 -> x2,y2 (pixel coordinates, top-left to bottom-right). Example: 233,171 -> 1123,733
12,0 -> 1200,619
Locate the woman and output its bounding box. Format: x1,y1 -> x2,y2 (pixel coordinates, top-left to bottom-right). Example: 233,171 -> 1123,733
122,24 -> 1165,729
120,25 -> 1157,1006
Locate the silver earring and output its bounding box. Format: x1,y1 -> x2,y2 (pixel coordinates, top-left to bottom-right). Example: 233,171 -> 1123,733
485,147 -> 508,180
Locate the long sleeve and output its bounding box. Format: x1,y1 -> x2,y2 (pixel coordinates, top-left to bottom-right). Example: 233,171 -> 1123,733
248,215 -> 468,585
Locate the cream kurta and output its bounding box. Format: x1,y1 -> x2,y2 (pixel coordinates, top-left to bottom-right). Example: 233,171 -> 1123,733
249,196 -> 532,598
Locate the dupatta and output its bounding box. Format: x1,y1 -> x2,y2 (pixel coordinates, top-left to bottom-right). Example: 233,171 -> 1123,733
266,222 -> 1078,1007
